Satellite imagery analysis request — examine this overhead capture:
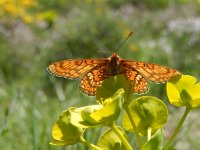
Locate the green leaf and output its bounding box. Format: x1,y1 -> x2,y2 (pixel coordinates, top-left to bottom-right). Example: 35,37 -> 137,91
142,129 -> 164,150
122,96 -> 168,136
70,105 -> 104,128
96,126 -> 128,150
91,88 -> 124,124
96,74 -> 132,103
71,89 -> 124,128
167,75 -> 200,108
50,108 -> 84,146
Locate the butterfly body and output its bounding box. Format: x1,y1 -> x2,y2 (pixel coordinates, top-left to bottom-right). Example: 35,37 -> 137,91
106,53 -> 123,76
48,53 -> 181,96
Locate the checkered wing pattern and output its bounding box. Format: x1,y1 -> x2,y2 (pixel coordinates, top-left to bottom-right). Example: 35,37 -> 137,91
79,65 -> 109,96
122,60 -> 181,93
123,64 -> 148,93
48,59 -> 108,79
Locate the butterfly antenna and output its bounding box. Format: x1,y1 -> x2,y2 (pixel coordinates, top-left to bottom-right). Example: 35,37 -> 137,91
116,32 -> 133,52
97,50 -> 110,57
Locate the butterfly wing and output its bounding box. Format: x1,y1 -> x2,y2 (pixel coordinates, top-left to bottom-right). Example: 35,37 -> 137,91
122,59 -> 181,84
48,59 -> 108,79
123,64 -> 148,93
79,65 -> 109,96
122,59 -> 181,94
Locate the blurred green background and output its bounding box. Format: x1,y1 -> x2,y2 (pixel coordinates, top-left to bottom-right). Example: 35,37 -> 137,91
0,0 -> 200,150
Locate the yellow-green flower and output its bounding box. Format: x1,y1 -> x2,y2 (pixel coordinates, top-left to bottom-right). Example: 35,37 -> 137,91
167,75 -> 200,108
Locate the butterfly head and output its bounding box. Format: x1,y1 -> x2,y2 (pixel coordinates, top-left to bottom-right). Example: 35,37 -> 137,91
111,53 -> 120,66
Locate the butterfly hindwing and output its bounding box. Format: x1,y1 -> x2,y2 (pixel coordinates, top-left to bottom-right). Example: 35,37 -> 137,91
79,65 -> 110,96
123,64 -> 148,93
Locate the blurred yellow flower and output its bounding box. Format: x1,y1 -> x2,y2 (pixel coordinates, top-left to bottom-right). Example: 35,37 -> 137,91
0,0 -> 55,24
20,0 -> 37,7
22,14 -> 33,23
0,0 -> 6,5
35,13 -> 44,21
3,3 -> 17,15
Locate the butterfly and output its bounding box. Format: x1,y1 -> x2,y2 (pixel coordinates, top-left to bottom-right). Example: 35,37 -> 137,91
47,52 -> 181,96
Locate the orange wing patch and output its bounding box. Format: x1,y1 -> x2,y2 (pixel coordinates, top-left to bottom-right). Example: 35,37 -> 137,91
48,59 -> 107,79
123,60 -> 181,84
79,66 -> 109,96
124,64 -> 148,93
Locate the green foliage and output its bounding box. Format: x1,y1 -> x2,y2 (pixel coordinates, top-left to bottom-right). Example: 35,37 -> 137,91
142,129 -> 164,150
96,126 -> 128,150
96,75 -> 132,102
122,96 -> 168,136
90,89 -> 124,124
50,74 -> 200,150
50,109 -> 84,146
142,0 -> 169,9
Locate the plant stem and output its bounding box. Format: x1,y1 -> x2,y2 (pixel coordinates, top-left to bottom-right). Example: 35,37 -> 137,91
79,136 -> 103,150
125,83 -> 134,105
164,107 -> 191,150
110,123 -> 134,150
124,105 -> 142,150
124,85 -> 142,149
147,127 -> 152,141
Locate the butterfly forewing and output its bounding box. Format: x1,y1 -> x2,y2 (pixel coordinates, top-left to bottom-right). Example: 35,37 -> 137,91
122,59 -> 181,84
48,59 -> 108,79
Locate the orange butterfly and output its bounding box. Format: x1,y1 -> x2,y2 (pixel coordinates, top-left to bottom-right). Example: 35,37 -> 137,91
47,52 -> 181,96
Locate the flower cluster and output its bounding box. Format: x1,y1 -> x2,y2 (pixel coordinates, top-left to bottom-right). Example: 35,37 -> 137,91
0,0 -> 56,24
